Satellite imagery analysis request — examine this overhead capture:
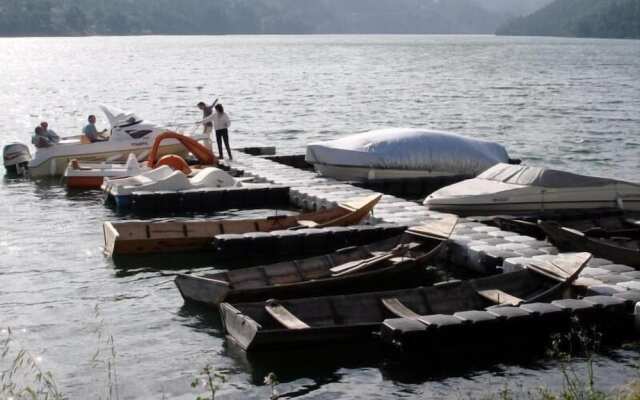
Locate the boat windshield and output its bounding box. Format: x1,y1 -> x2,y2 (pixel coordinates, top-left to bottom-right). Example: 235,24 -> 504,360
113,114 -> 143,128
478,163 -> 624,188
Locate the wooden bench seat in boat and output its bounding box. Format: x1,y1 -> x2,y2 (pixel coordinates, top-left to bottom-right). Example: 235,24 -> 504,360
265,300 -> 310,330
296,220 -> 319,228
330,253 -> 393,276
477,289 -> 523,306
381,297 -> 421,318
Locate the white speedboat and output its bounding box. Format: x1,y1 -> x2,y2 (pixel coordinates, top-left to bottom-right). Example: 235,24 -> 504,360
424,163 -> 640,216
305,128 -> 512,181
63,131 -> 218,190
19,105 -> 200,177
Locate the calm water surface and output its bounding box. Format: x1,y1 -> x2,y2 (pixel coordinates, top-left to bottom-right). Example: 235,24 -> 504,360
0,35 -> 639,399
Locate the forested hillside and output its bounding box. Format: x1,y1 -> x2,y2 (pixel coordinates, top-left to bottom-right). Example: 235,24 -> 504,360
497,0 -> 640,38
0,0 -> 509,35
471,0 -> 554,18
2,0 -> 633,38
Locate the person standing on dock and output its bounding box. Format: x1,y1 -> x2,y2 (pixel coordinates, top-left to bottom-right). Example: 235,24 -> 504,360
197,99 -> 217,151
198,102 -> 232,160
212,104 -> 232,160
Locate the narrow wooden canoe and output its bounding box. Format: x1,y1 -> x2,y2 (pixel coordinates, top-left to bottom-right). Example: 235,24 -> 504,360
539,221 -> 640,267
220,252 -> 591,351
489,217 -> 546,240
486,212 -> 640,242
103,194 -> 381,256
175,215 -> 457,306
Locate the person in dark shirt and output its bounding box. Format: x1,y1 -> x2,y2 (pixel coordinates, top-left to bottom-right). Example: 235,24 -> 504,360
40,121 -> 60,143
197,100 -> 217,137
32,126 -> 53,148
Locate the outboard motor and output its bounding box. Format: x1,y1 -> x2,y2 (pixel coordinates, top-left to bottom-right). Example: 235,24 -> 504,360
3,142 -> 31,176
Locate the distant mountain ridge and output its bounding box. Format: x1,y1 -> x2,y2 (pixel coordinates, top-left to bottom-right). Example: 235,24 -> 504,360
0,0 -> 634,38
497,0 -> 640,38
0,0 -> 546,36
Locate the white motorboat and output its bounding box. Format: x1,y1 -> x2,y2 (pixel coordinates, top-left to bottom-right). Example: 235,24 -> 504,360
63,131 -> 218,190
16,105 -> 202,177
305,128 -> 512,181
424,163 -> 640,216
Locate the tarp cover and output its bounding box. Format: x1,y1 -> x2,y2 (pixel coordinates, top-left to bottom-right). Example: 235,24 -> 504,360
305,128 -> 509,175
477,163 -> 639,189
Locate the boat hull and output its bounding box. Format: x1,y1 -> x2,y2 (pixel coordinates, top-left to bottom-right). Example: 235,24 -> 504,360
313,163 -> 464,181
176,249 -> 443,306
427,200 -> 640,216
175,275 -> 231,306
540,222 -> 640,267
104,222 -> 214,257
65,176 -> 105,190
103,194 -> 381,257
220,303 -> 379,352
29,143 -> 187,177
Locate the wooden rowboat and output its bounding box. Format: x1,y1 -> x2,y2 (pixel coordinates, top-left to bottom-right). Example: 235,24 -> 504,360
486,211 -> 640,242
539,221 -> 640,267
103,194 -> 381,257
484,213 -> 640,267
175,216 -> 457,306
220,252 -> 591,351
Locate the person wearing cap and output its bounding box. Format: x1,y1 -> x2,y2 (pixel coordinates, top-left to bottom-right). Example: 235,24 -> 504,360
40,121 -> 60,143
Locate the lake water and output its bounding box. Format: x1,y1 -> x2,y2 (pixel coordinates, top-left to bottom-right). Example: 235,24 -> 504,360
0,35 -> 639,399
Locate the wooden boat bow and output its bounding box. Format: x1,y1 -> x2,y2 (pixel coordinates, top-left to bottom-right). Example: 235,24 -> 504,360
406,213 -> 458,241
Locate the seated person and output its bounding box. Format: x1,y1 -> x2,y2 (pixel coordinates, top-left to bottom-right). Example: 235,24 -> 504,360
40,121 -> 60,143
82,114 -> 109,143
31,126 -> 53,148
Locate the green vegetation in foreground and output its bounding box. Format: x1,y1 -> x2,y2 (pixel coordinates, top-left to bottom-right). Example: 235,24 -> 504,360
497,0 -> 640,39
3,316 -> 640,399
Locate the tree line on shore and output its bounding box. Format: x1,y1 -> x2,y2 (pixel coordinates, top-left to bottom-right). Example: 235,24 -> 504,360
0,0 -> 637,39
497,0 -> 640,39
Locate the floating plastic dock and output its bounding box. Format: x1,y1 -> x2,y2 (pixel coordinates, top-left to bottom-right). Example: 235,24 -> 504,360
107,185 -> 290,214
214,223 -> 406,259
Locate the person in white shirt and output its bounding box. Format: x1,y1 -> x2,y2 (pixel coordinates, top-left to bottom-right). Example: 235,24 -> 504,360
210,104 -> 232,160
